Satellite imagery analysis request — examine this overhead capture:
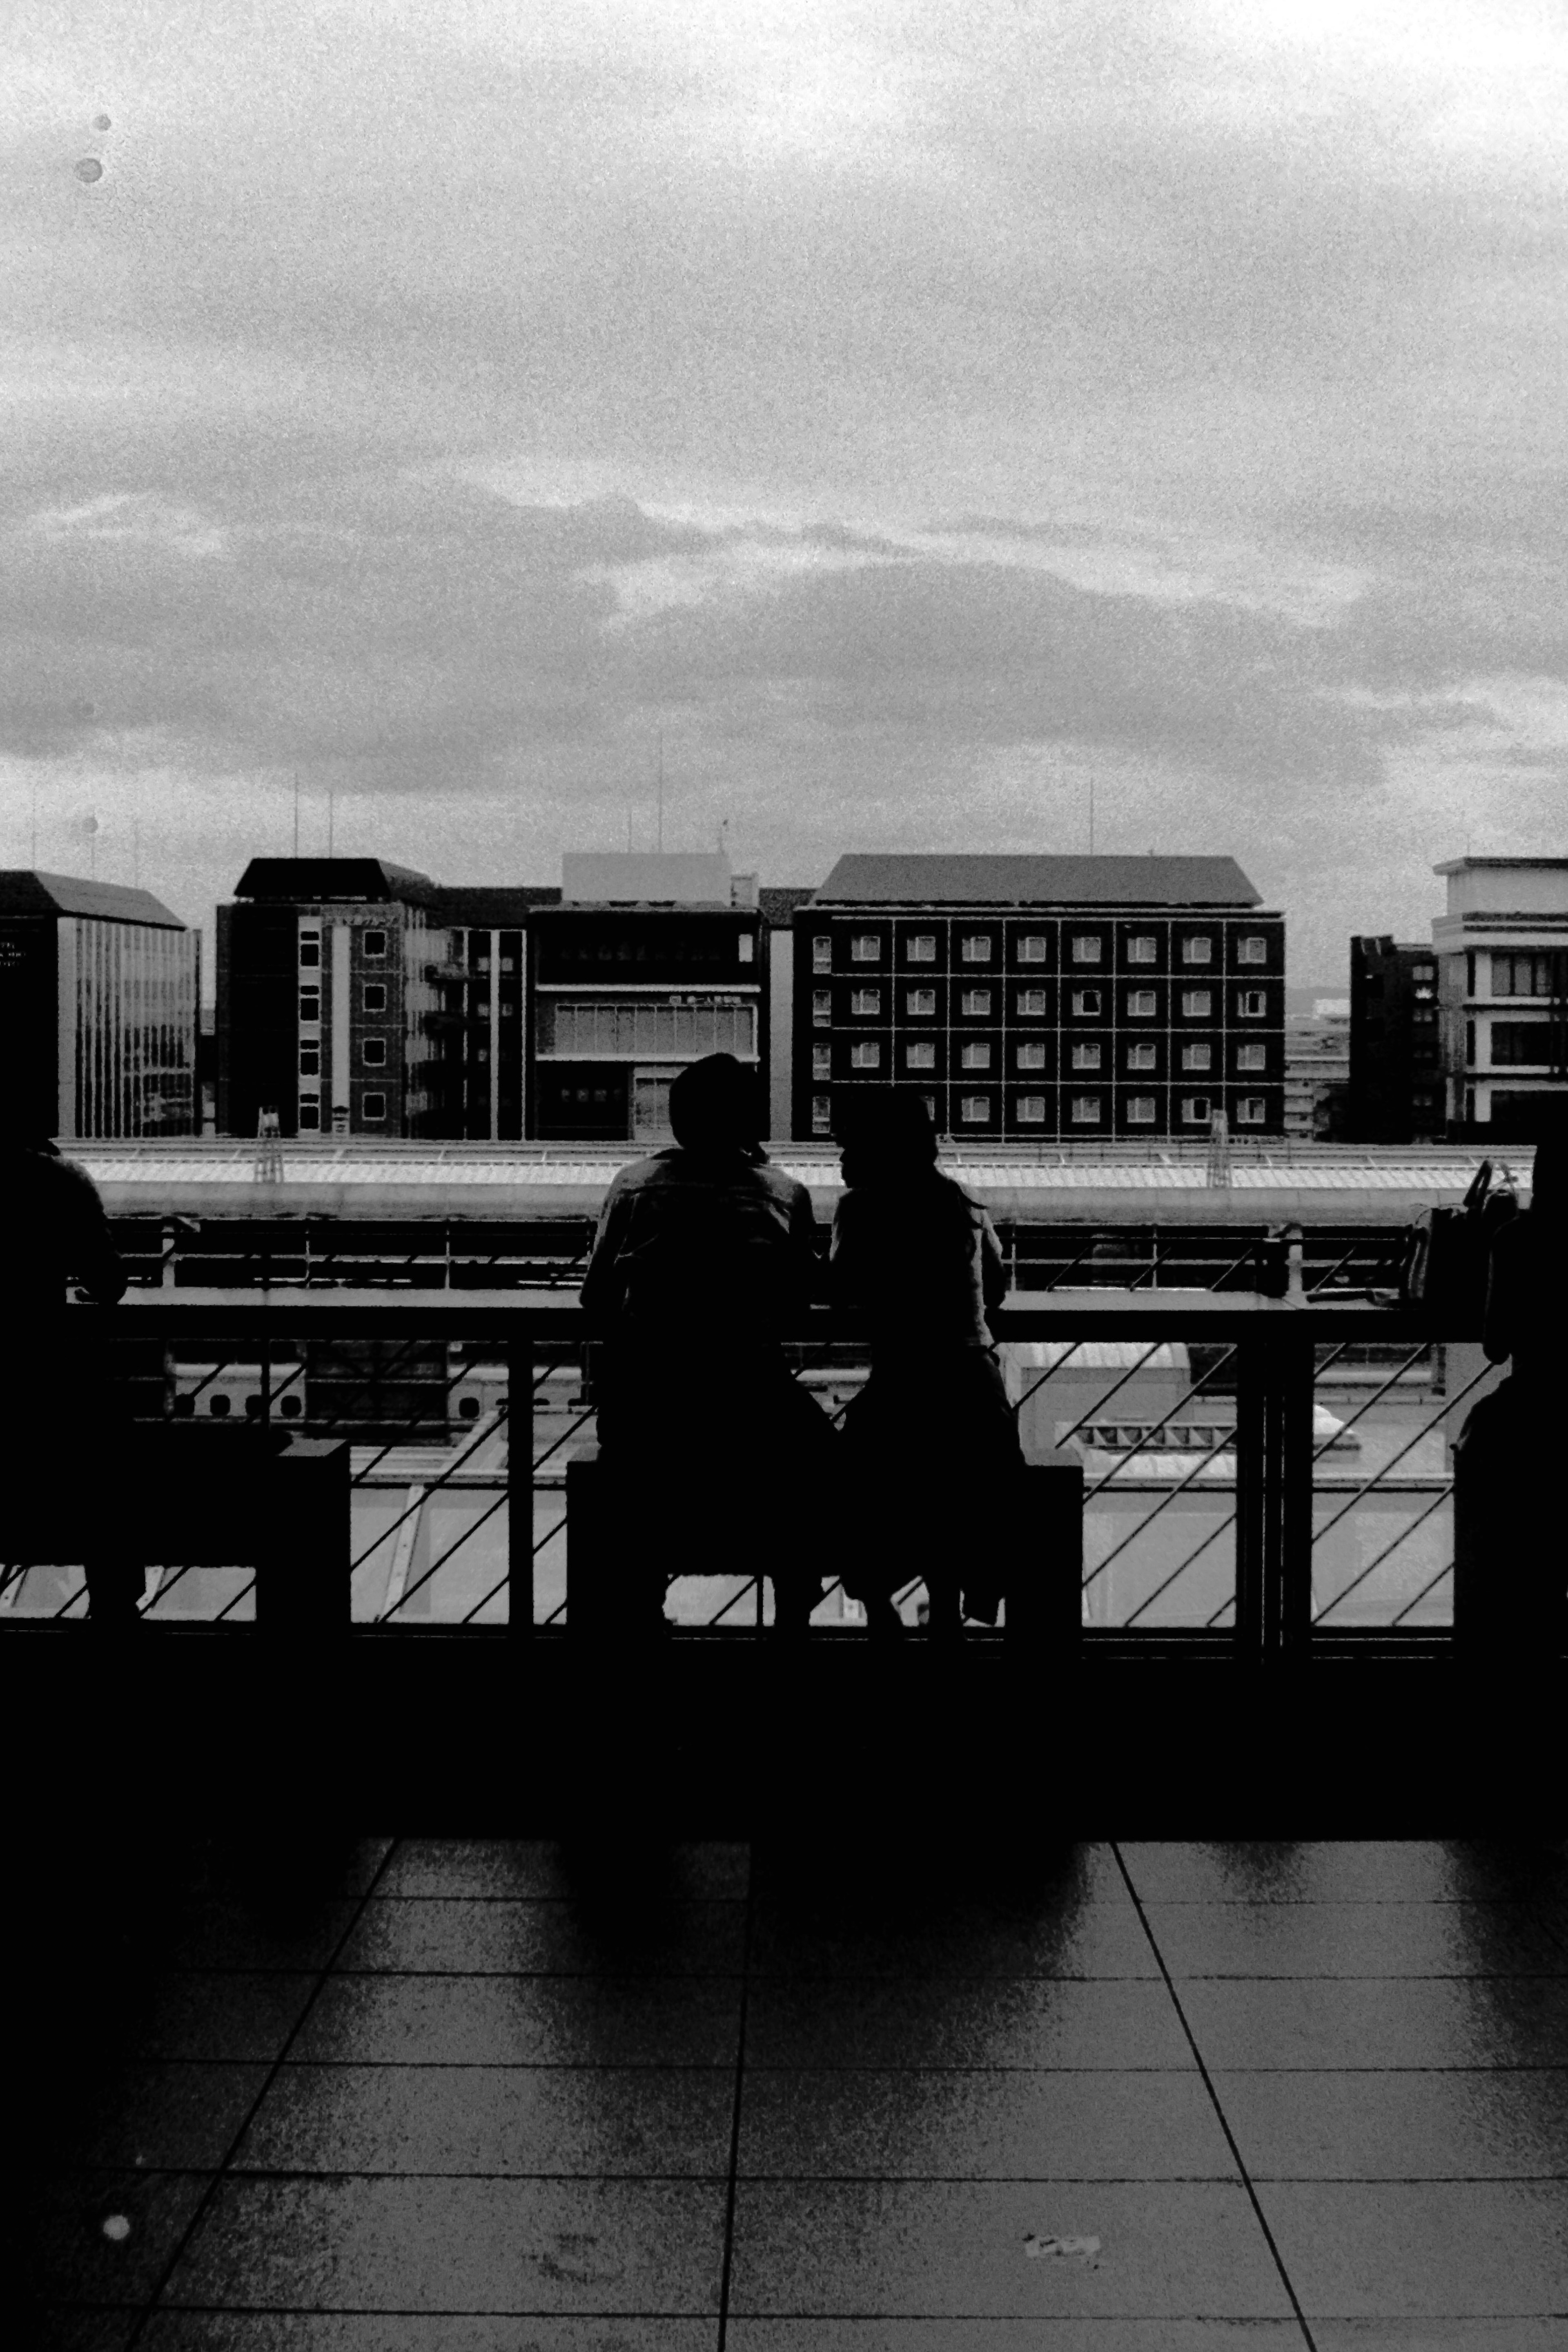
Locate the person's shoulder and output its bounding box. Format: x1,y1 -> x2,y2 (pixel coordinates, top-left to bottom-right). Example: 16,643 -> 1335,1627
606,1150 -> 677,1196
750,1156 -> 812,1212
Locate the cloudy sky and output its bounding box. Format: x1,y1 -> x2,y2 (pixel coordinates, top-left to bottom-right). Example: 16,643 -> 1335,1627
6,0 -> 1566,984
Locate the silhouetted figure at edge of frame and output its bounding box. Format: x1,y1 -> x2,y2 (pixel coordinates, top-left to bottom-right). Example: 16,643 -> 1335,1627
580,1054 -> 831,1637
0,1122 -> 136,1626
1454,1130 -> 1568,1657
830,1091 -> 1025,1642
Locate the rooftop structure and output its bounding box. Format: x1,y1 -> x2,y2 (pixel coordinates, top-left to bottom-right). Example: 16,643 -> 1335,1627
813,852 -> 1263,905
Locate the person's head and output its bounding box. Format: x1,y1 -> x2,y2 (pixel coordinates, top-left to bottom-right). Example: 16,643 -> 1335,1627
668,1053 -> 762,1154
835,1090 -> 939,1189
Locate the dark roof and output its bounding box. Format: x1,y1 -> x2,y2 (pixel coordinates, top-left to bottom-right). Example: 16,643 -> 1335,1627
0,871 -> 187,928
810,854 -> 1263,908
1434,857 -> 1568,874
758,885 -> 820,930
232,858 -> 441,907
429,886 -> 562,925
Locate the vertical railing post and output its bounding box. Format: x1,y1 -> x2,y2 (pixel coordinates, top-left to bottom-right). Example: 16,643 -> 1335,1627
507,1337 -> 533,1640
1278,1335 -> 1316,1655
1234,1337 -> 1265,1656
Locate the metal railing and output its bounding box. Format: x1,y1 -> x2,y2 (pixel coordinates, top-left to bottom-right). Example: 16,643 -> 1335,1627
0,1281 -> 1491,1653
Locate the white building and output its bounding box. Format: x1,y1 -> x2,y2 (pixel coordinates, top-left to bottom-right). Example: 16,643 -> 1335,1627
1432,858 -> 1568,1139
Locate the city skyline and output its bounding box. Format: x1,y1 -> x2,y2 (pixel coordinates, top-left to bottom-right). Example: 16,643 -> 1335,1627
5,2 -> 1566,986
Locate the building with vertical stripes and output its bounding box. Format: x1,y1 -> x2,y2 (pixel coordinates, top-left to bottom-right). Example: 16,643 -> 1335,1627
1431,858 -> 1568,1141
0,872 -> 198,1139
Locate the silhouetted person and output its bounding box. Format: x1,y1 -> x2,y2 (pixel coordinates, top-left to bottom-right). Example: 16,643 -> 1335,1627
0,1127 -> 134,1624
1454,1131 -> 1568,1656
830,1092 -> 1023,1640
580,1054 -> 830,1636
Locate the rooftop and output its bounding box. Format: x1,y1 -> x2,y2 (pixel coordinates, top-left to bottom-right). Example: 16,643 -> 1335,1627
0,869 -> 188,928
811,853 -> 1264,907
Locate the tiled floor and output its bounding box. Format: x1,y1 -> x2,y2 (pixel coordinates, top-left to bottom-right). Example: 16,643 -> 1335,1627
15,1836 -> 1568,2348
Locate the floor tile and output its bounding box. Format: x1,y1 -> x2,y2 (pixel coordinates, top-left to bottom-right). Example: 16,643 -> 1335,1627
1144,1901 -> 1567,1980
42,2062 -> 268,2169
746,1977 -> 1193,2071
739,2068 -> 1234,2178
294,1973 -> 742,2065
1179,1975 -> 1568,2069
1215,2066 -> 1568,2179
234,2061 -> 735,2174
156,1898 -> 361,1971
1310,2324 -> 1568,2349
1258,2178 -> 1568,2317
14,2168 -> 212,2309
339,1897 -> 746,1975
380,1839 -> 749,1900
747,1899 -> 1157,1980
728,2178 -> 1292,2318
22,2313 -> 142,2352
141,2319 -> 717,2350
124,1973 -> 319,2062
164,2174 -> 728,2313
1120,1842 -> 1568,1905
753,1841 -> 1134,1910
727,2327 -> 1309,2350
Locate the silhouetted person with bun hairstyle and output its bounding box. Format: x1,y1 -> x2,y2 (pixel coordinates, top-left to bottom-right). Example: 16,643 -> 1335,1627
581,1053 -> 830,1636
1454,1129 -> 1568,1656
0,1124 -> 136,1625
830,1091 -> 1023,1640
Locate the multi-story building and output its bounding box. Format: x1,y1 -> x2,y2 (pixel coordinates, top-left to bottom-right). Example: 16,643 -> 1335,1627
421,887 -> 561,1140
1347,939 -> 1444,1143
526,853 -> 768,1143
793,854 -> 1285,1142
0,871 -> 198,1138
1431,858 -> 1568,1141
1283,999 -> 1352,1141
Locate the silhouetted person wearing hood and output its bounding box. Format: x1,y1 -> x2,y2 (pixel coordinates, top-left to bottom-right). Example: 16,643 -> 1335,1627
1454,1130 -> 1568,1656
0,1126 -> 135,1624
830,1092 -> 1023,1640
581,1054 -> 830,1636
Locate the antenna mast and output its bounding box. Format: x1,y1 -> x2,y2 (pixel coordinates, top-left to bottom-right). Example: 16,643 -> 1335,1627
1088,774 -> 1095,857
656,731 -> 664,853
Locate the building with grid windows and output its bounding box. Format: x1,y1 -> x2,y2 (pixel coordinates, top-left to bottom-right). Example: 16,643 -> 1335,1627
1430,858 -> 1568,1141
0,871 -> 198,1139
1347,939 -> 1443,1144
793,854 -> 1285,1142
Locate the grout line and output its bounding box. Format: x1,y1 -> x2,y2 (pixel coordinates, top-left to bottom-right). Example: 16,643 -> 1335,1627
124,1835 -> 404,2349
1111,1841 -> 1322,2352
714,1842 -> 755,2352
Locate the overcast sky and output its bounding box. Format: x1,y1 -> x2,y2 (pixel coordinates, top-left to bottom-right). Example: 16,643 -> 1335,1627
6,0 -> 1566,983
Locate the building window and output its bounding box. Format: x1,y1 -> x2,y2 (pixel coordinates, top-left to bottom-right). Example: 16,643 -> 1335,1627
906,988 -> 936,1016
1127,990 -> 1157,1018
851,988 -> 882,1016
960,1095 -> 991,1123
362,1037 -> 387,1067
1181,1042 -> 1212,1071
960,988 -> 992,1017
813,936 -> 832,971
1071,935 -> 1102,964
363,983 -> 387,1013
299,988 -> 321,1025
298,1046 -> 320,1077
297,1099 -> 321,1131
1070,1095 -> 1102,1124
1016,1041 -> 1047,1070
1238,990 -> 1267,1017
1490,1023 -> 1555,1066
1127,1096 -> 1157,1124
362,930 -> 387,960
906,934 -> 937,963
811,1094 -> 832,1133
1182,937 -> 1214,965
813,991 -> 832,1027
298,932 -> 321,969
1181,990 -> 1212,1018
1072,1042 -> 1102,1070
960,1042 -> 991,1070
960,935 -> 993,963
851,935 -> 881,963
1238,936 -> 1268,965
850,1041 -> 881,1070
1236,1042 -> 1267,1071
1127,936 -> 1157,964
738,935 -> 755,964
1016,988 -> 1047,1017
1018,935 -> 1049,963
1126,1042 -> 1156,1070
812,1045 -> 831,1079
1492,952 -> 1559,997
1180,1095 -> 1211,1123
906,1041 -> 936,1070
361,1091 -> 388,1121
1016,1095 -> 1047,1124
1236,1097 -> 1267,1126
1071,989 -> 1102,1017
